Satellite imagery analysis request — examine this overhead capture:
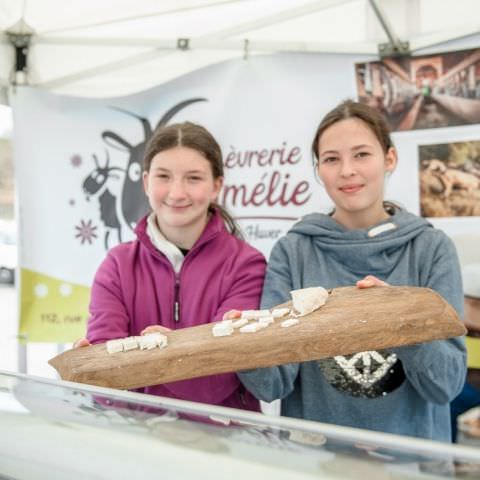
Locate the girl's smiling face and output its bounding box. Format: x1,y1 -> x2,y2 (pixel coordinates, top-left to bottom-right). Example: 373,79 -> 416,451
317,117 -> 397,228
143,146 -> 222,239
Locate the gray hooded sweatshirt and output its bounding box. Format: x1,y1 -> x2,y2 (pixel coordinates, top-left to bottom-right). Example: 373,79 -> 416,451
239,207 -> 466,442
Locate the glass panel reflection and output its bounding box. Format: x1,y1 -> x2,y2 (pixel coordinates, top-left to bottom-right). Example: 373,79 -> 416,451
1,371 -> 479,479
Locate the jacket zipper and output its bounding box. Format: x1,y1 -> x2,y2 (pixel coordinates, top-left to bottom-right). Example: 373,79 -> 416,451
174,274 -> 180,322
141,217 -> 220,325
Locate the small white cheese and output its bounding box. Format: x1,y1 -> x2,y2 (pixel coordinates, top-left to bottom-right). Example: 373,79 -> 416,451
281,318 -> 300,328
106,332 -> 168,354
156,334 -> 168,349
240,322 -> 261,333
212,322 -> 234,337
122,336 -> 139,351
290,287 -> 328,316
232,318 -> 249,328
271,308 -> 290,318
258,316 -> 274,326
144,332 -> 168,349
106,339 -> 124,354
138,335 -> 158,350
241,309 -> 271,319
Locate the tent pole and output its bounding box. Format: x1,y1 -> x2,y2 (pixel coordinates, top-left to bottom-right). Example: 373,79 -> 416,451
411,26 -> 480,52
367,0 -> 410,57
201,0 -> 350,41
367,0 -> 400,46
41,0 -> 248,36
36,49 -> 171,90
35,35 -> 377,53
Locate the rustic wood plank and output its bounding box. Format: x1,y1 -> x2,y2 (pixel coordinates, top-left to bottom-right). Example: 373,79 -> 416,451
49,286 -> 466,390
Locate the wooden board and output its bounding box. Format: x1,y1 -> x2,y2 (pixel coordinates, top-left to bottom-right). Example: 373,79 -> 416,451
49,286 -> 466,390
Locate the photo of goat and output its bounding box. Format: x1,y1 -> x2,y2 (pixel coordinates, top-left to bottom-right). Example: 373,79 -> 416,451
419,140 -> 480,217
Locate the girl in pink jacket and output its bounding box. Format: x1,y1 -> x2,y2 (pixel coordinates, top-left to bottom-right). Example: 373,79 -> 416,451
78,122 -> 266,411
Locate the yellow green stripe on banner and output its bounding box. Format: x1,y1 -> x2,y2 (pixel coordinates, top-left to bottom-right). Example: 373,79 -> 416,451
19,268 -> 90,343
466,336 -> 480,369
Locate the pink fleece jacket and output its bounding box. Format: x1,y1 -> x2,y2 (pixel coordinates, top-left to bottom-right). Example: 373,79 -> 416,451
87,211 -> 265,411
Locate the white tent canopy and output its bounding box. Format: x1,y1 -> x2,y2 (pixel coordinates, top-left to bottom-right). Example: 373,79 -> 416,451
0,0 -> 479,98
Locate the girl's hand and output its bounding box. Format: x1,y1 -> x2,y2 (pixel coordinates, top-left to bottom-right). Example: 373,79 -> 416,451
73,338 -> 91,348
222,309 -> 242,320
356,275 -> 390,289
141,325 -> 171,335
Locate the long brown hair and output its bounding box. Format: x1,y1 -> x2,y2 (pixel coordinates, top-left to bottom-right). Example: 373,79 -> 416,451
311,99 -> 399,214
143,121 -> 241,237
311,99 -> 394,165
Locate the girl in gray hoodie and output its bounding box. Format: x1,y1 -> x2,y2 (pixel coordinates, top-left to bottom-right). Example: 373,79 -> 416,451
239,100 -> 466,442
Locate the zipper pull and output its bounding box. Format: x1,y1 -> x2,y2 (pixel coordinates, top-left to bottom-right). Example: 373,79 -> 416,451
174,277 -> 180,322
174,301 -> 179,322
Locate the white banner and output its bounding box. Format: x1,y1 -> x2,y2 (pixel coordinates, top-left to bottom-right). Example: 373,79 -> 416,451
12,52 -> 480,341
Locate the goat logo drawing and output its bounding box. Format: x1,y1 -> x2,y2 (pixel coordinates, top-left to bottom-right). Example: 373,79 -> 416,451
82,98 -> 206,249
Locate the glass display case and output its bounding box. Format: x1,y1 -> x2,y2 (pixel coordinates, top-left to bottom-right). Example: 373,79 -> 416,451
1,370 -> 479,479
